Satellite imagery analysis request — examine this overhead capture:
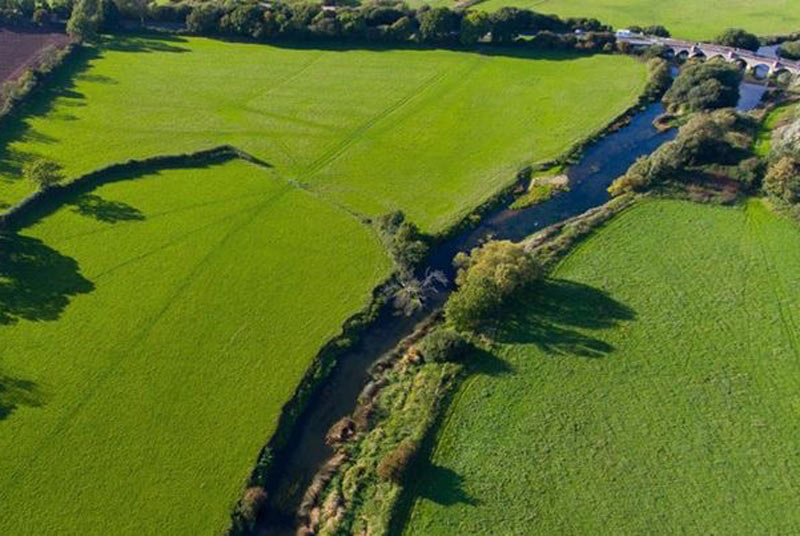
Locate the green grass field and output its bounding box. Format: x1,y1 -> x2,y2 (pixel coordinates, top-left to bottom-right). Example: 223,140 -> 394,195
402,199 -> 800,534
0,35 -> 646,233
0,159 -> 392,535
468,0 -> 800,41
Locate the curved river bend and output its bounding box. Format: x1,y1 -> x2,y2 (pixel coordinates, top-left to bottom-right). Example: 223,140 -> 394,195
256,80 -> 767,535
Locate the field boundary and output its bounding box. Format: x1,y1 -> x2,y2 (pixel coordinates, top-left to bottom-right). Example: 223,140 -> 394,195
0,39 -> 76,132
0,145 -> 256,230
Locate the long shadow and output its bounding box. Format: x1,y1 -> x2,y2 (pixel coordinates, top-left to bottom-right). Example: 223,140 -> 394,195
0,368 -> 46,421
100,33 -> 191,54
0,232 -> 94,325
67,193 -> 144,223
408,463 -> 479,507
0,45 -> 102,177
216,36 -> 600,63
492,278 -> 635,358
0,33 -> 190,179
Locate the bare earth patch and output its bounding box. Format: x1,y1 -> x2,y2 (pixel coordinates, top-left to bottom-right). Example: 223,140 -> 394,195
0,27 -> 70,84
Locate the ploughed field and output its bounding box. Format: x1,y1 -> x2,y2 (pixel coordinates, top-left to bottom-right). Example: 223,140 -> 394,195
0,28 -> 70,83
402,199 -> 800,534
469,0 -> 800,41
0,34 -> 646,535
0,35 -> 646,232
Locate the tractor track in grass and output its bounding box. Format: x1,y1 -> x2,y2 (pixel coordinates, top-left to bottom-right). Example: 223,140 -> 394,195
0,186 -> 292,496
301,69 -> 448,180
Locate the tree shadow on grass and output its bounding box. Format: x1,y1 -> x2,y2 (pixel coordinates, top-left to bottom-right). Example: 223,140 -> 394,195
67,193 -> 144,223
0,233 -> 94,325
492,278 -> 636,358
409,463 -> 479,507
0,46 -> 101,178
101,33 -> 191,54
0,369 -> 46,421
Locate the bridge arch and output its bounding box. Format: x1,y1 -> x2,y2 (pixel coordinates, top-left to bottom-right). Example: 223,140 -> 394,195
750,63 -> 771,79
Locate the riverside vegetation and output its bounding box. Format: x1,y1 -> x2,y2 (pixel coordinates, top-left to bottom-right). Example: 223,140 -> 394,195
299,42 -> 800,536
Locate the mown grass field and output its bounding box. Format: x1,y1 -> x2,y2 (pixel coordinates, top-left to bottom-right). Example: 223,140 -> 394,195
0,35 -> 646,232
469,0 -> 800,41
0,159 -> 392,535
401,199 -> 800,534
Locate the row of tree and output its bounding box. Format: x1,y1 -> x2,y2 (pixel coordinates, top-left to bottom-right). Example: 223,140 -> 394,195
182,1 -> 615,47
59,0 -> 622,49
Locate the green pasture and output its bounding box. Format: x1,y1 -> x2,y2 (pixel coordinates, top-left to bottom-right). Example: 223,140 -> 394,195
0,159 -> 391,535
468,0 -> 800,41
0,35 -> 646,233
402,199 -> 800,534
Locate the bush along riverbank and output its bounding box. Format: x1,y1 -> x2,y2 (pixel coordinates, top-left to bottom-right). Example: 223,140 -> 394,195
295,192 -> 639,536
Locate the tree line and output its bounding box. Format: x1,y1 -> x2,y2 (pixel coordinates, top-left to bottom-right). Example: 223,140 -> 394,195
42,0 -> 625,51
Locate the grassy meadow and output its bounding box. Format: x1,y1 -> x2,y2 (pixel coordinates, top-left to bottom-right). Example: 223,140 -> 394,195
0,35 -> 647,232
0,159 -> 392,535
401,199 -> 800,534
468,0 -> 800,41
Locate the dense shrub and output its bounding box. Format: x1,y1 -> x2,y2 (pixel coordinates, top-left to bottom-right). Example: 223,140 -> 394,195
663,60 -> 742,112
609,110 -> 757,195
23,158 -> 64,189
417,328 -> 468,363
714,28 -> 760,51
629,24 -> 671,38
231,486 -> 268,534
377,211 -> 429,273
763,157 -> 800,202
771,108 -> 800,159
376,440 -> 416,483
67,0 -> 104,41
644,57 -> 672,99
779,40 -> 800,60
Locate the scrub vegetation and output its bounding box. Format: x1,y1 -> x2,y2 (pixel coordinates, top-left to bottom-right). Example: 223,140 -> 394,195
401,199 -> 800,534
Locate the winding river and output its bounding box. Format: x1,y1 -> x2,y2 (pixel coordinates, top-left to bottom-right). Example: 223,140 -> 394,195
256,76 -> 769,535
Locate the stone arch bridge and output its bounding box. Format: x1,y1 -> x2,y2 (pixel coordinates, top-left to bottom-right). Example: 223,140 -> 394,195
620,35 -> 800,77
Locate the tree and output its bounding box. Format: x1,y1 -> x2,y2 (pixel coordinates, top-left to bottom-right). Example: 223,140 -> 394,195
488,7 -> 530,43
663,60 -> 742,112
186,3 -> 220,34
66,0 -> 103,41
446,240 -> 541,332
715,28 -> 760,51
115,0 -> 148,26
643,24 -> 670,37
779,40 -> 800,60
417,7 -> 460,43
459,10 -> 489,46
23,159 -> 64,190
